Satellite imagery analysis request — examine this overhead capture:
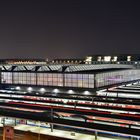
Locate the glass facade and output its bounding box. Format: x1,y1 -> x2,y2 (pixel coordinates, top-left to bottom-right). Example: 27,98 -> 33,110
1,69 -> 140,88
64,74 -> 94,88
1,72 -> 12,84
1,72 -> 94,88
13,72 -> 36,85
37,73 -> 63,86
96,70 -> 140,87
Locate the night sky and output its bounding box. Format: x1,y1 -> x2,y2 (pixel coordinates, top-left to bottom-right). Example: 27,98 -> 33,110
0,0 -> 140,59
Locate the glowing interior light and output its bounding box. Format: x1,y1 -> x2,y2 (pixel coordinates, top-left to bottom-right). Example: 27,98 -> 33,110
40,88 -> 46,93
84,91 -> 90,95
68,90 -> 74,94
53,89 -> 59,93
16,86 -> 21,90
27,87 -> 33,92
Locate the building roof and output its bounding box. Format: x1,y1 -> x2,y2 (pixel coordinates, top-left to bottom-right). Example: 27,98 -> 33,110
0,64 -> 134,73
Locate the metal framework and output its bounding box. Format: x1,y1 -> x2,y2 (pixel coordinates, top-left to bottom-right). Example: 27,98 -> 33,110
0,64 -> 134,72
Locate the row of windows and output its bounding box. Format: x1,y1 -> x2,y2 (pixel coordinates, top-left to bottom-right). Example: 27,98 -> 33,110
37,73 -> 63,86
96,70 -> 140,87
2,70 -> 140,88
1,72 -> 95,88
65,74 -> 94,88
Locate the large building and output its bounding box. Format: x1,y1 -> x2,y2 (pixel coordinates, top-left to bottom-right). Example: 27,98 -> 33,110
0,64 -> 137,90
0,63 -> 140,139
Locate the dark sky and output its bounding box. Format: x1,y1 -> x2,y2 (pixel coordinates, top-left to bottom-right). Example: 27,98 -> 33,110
0,0 -> 140,59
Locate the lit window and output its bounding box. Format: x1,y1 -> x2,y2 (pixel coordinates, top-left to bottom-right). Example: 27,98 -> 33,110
104,56 -> 111,62
97,56 -> 101,61
127,56 -> 131,61
113,56 -> 117,62
85,56 -> 92,64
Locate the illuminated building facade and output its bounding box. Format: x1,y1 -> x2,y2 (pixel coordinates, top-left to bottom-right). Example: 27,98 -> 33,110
0,64 -> 139,90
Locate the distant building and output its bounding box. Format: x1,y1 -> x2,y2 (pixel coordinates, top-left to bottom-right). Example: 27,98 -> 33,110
50,59 -> 84,64
0,59 -> 48,65
85,54 -> 140,68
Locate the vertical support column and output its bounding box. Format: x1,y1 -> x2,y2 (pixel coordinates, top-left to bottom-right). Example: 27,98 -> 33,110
51,108 -> 53,119
50,124 -> 54,132
63,73 -> 65,87
129,124 -> 131,129
36,72 -> 38,86
94,73 -> 96,90
95,131 -> 98,140
0,68 -> 1,85
3,118 -> 5,126
92,97 -> 94,103
116,92 -> 118,98
51,108 -> 54,132
14,118 -> 16,126
12,72 -> 14,84
105,92 -> 107,100
74,101 -> 77,109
